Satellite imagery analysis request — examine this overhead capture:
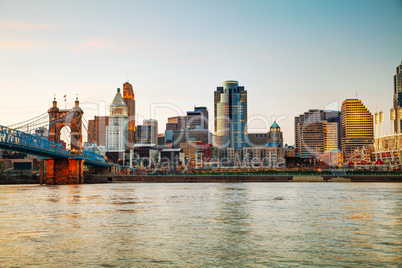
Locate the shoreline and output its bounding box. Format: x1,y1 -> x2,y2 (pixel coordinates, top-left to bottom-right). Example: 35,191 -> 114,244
1,174 -> 401,184
85,174 -> 402,184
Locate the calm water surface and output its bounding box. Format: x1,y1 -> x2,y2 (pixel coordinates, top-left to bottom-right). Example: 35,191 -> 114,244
0,183 -> 401,267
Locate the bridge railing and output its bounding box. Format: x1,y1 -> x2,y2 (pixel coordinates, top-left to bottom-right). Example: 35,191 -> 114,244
82,149 -> 107,163
0,125 -> 70,156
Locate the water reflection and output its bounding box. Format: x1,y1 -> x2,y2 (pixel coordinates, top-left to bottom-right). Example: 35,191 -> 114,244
213,185 -> 251,266
0,183 -> 400,267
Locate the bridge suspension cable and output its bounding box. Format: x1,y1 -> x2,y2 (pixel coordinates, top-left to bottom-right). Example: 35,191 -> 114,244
82,116 -> 108,162
6,111 -> 76,137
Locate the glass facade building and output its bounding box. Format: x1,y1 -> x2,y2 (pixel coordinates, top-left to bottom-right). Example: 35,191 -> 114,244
214,81 -> 246,149
393,61 -> 402,133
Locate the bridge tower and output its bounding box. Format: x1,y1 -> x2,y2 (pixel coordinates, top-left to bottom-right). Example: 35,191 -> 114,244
43,96 -> 85,184
48,96 -> 83,152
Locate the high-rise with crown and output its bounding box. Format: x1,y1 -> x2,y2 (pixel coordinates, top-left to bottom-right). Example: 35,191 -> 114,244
123,81 -> 135,146
106,88 -> 128,152
214,80 -> 247,149
393,61 -> 402,133
341,99 -> 374,157
267,121 -> 283,147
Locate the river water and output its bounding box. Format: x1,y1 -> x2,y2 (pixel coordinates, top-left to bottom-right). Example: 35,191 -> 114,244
0,183 -> 401,267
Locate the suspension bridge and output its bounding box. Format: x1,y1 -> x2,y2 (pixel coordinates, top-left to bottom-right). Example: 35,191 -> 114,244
0,97 -> 114,184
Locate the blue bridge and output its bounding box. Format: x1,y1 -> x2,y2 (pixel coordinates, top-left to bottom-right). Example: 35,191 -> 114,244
1,97 -> 114,184
0,125 -> 109,167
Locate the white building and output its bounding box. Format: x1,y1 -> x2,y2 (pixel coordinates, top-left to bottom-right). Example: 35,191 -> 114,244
106,88 -> 128,152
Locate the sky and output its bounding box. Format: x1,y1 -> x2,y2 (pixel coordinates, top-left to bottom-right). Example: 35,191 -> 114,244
0,0 -> 401,145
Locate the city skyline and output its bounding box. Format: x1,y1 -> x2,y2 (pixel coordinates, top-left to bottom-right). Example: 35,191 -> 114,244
0,0 -> 401,145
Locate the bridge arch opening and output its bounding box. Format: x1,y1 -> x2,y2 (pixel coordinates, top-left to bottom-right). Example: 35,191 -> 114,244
60,126 -> 72,150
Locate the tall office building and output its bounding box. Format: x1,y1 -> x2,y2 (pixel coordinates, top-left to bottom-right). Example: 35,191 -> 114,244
123,81 -> 135,146
393,61 -> 402,133
214,80 -> 247,149
106,88 -> 128,152
325,122 -> 339,152
295,109 -> 341,158
194,106 -> 209,130
136,124 -> 154,144
143,119 -> 158,144
214,83 -> 247,134
341,99 -> 374,157
87,116 -> 109,146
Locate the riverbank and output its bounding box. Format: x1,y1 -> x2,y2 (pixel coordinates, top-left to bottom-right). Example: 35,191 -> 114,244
1,174 -> 401,184
85,174 -> 402,183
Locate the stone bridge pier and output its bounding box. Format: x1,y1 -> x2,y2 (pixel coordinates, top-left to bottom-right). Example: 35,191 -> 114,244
41,158 -> 85,184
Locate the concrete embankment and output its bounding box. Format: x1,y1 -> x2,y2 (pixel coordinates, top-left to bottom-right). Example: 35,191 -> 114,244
0,174 -> 40,184
85,174 -> 402,183
1,174 -> 401,184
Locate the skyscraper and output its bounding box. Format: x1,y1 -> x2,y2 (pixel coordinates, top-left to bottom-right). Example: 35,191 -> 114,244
393,61 -> 402,133
341,99 -> 374,157
123,81 -> 135,146
194,106 -> 209,130
106,88 -> 128,152
214,80 -> 247,149
214,83 -> 247,134
143,119 -> 158,144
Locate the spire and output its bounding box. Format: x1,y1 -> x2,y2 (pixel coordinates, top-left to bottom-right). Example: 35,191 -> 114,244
75,94 -> 79,107
110,88 -> 128,116
111,88 -> 127,107
52,94 -> 57,107
271,121 -> 280,129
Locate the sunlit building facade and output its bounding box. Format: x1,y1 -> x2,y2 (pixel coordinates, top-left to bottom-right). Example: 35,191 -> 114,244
123,81 -> 135,146
341,99 -> 374,157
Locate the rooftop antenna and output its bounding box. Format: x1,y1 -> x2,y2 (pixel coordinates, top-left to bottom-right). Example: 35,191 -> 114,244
356,91 -> 358,99
127,73 -> 129,82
